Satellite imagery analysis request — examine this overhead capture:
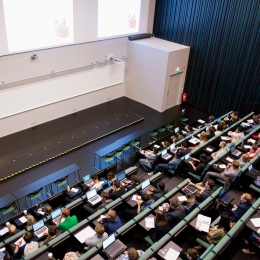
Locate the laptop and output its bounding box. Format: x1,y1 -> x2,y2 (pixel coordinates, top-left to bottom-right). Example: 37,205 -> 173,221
140,178 -> 153,194
183,185 -> 198,194
184,153 -> 192,163
51,208 -> 64,225
117,171 -> 130,186
170,143 -> 178,153
33,220 -> 48,238
0,252 -> 5,260
230,145 -> 242,157
101,181 -> 113,193
161,149 -> 172,160
86,188 -> 102,206
248,164 -> 259,177
83,174 -> 94,186
103,233 -> 125,258
218,187 -> 234,205
174,127 -> 179,134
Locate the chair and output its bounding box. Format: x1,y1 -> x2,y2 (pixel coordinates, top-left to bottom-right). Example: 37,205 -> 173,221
114,147 -> 124,162
101,152 -> 116,167
130,138 -> 141,153
166,122 -> 174,133
53,175 -> 69,193
122,143 -> 132,158
147,130 -> 159,142
26,188 -> 44,207
0,201 -> 18,222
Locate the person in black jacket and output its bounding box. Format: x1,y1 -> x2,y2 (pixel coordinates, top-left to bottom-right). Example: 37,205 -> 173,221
150,210 -> 170,242
146,182 -> 168,201
109,180 -> 126,200
166,199 -> 186,227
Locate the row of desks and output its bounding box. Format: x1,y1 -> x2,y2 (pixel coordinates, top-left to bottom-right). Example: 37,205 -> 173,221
0,164 -> 80,212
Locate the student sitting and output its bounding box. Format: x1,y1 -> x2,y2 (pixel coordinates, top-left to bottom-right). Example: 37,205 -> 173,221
85,224 -> 108,249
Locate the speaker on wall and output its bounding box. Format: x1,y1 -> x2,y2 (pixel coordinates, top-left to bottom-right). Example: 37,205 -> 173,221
128,33 -> 153,41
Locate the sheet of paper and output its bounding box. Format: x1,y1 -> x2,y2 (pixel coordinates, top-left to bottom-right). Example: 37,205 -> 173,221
250,139 -> 256,144
250,218 -> 260,228
178,196 -> 187,202
19,216 -> 27,223
221,136 -> 231,140
198,119 -> 205,124
74,226 -> 96,243
15,238 -> 25,247
196,214 -> 211,232
247,119 -> 253,124
244,145 -> 251,149
219,164 -> 226,169
164,248 -> 180,260
71,188 -> 79,193
132,195 -> 141,201
37,210 -> 45,215
145,217 -> 155,228
226,157 -> 234,162
154,144 -> 160,149
0,227 -> 8,236
206,147 -> 213,152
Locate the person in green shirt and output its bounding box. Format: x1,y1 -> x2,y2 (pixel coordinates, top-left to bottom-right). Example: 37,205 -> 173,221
56,208 -> 78,232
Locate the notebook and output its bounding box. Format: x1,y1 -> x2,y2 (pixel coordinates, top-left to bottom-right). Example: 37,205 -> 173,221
51,208 -> 64,225
161,149 -> 172,160
86,188 -> 102,206
230,145 -> 242,157
117,171 -> 130,186
103,233 -> 125,258
101,181 -> 113,192
218,187 -> 234,205
74,226 -> 96,243
248,164 -> 259,177
140,178 -> 152,194
83,174 -> 94,186
33,220 -> 48,238
184,153 -> 192,163
183,185 -> 198,194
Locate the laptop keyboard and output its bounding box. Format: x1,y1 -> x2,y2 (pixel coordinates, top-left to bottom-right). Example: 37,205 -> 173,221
232,150 -> 241,156
35,226 -> 47,236
89,195 -> 99,202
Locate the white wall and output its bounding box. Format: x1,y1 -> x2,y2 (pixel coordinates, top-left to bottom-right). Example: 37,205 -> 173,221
125,38 -> 190,112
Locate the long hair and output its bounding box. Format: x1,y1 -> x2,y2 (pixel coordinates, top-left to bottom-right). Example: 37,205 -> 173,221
217,212 -> 230,232
155,210 -> 168,227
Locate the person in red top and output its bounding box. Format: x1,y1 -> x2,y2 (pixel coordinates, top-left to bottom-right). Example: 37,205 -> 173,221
247,144 -> 260,159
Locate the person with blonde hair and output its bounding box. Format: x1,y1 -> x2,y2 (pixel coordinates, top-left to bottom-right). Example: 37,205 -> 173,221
116,247 -> 144,260
26,215 -> 35,227
84,224 -> 108,249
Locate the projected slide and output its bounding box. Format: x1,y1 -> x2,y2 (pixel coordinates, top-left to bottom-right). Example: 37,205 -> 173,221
3,0 -> 74,52
98,0 -> 141,38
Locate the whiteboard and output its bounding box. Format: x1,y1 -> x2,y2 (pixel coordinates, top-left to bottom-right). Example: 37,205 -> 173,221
0,63 -> 124,118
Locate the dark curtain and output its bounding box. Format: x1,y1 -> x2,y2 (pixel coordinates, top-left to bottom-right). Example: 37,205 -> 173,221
153,0 -> 260,115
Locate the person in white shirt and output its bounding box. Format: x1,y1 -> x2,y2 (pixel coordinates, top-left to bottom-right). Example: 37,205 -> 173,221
211,141 -> 226,159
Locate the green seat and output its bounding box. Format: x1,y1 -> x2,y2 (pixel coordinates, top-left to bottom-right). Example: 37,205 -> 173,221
114,148 -> 124,162
200,244 -> 214,259
53,176 -> 69,193
249,184 -> 260,194
240,207 -> 255,223
202,251 -> 216,260
26,188 -> 44,207
166,123 -> 174,133
196,238 -> 210,249
158,126 -> 166,138
101,153 -> 116,167
122,143 -> 132,157
130,139 -> 141,152
0,201 -> 18,221
168,220 -> 187,237
212,234 -> 231,254
116,219 -> 136,236
180,117 -> 188,122
138,248 -> 154,260
144,235 -> 153,246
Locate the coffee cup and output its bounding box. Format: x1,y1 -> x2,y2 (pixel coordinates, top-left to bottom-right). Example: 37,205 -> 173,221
48,252 -> 53,259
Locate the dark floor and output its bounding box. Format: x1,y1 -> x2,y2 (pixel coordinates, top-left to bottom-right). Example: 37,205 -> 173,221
0,97 -> 255,259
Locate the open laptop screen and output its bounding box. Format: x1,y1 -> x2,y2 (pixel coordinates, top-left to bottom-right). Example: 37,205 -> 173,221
170,143 -> 175,150
141,179 -> 150,190
230,145 -> 235,153
83,174 -> 91,183
184,154 -> 190,160
162,149 -> 167,156
51,208 -> 61,219
117,172 -> 126,182
103,233 -> 115,249
102,181 -> 110,190
33,220 -> 44,231
86,189 -> 97,200
248,164 -> 253,171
